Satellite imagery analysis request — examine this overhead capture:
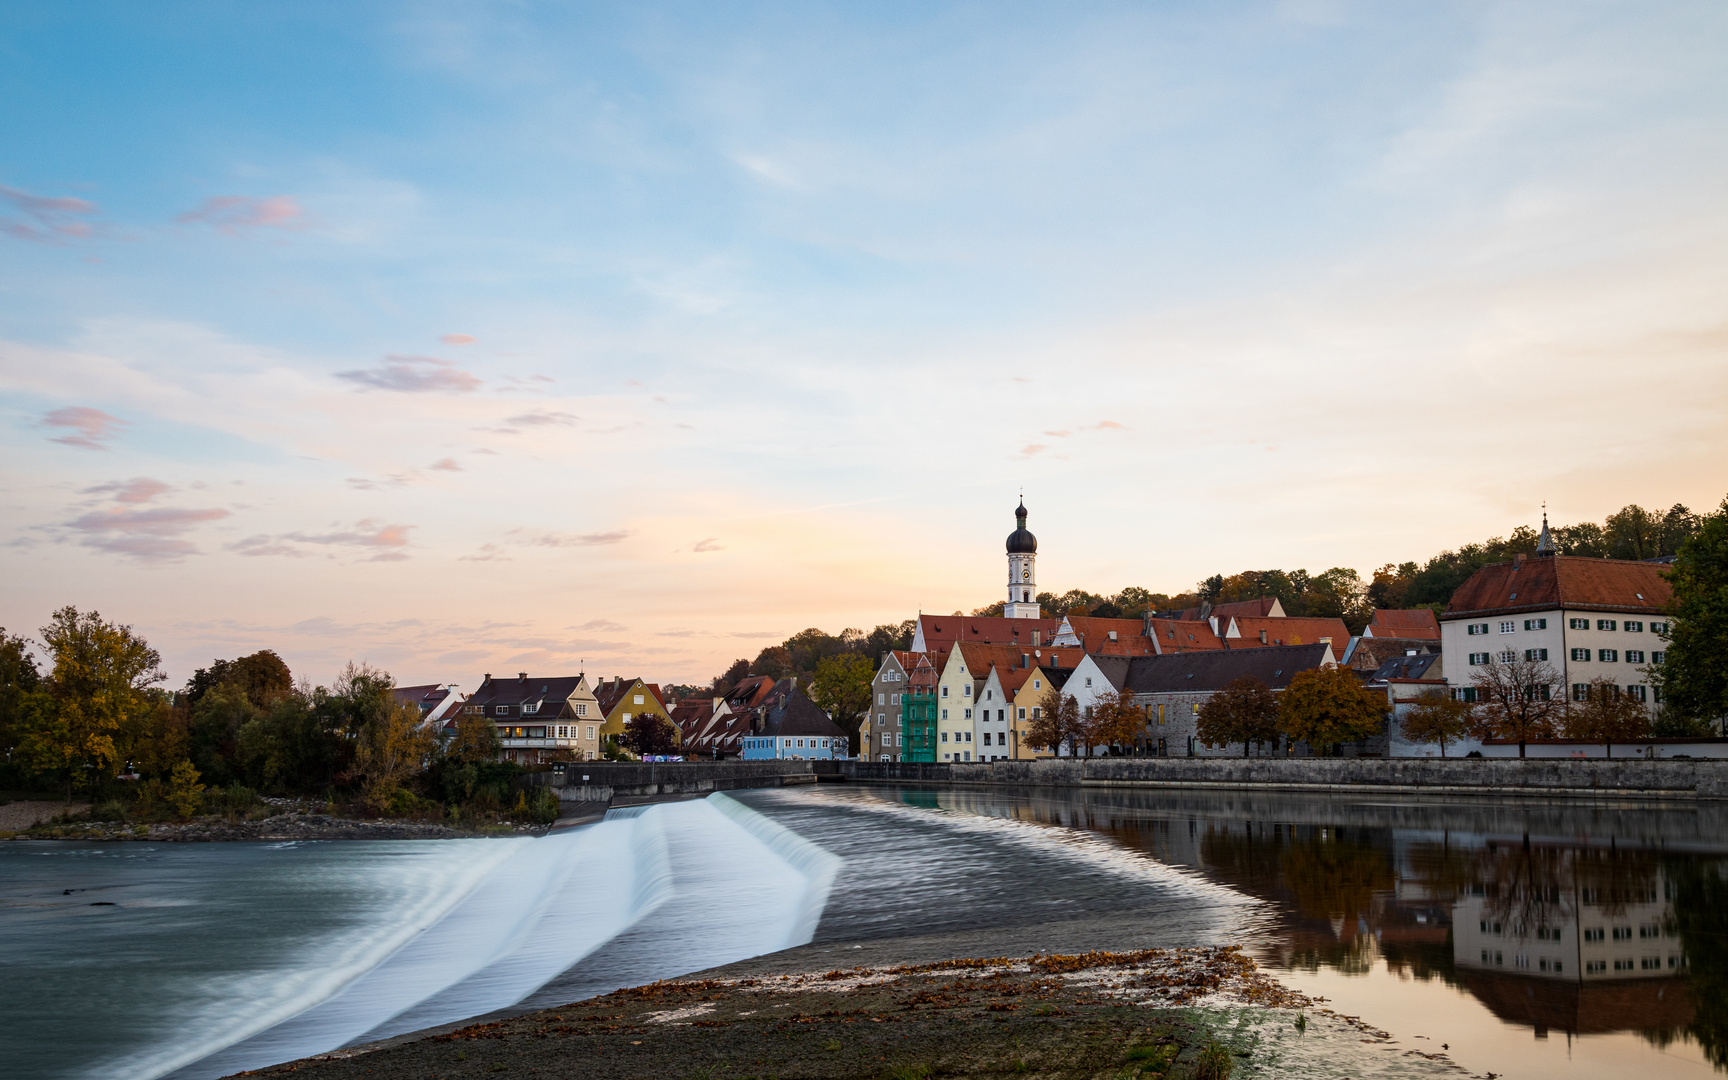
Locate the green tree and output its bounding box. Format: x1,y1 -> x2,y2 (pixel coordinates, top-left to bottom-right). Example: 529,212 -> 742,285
1652,499 -> 1728,733
446,706 -> 502,764
811,653 -> 874,755
190,680 -> 258,786
710,658 -> 751,694
1278,666 -> 1387,755
18,607 -> 164,799
1398,690 -> 1473,757
0,630 -> 42,784
1197,677 -> 1281,757
1561,678 -> 1651,756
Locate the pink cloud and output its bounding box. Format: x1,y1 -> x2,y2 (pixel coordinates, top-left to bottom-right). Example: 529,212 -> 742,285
82,477 -> 171,503
1,185 -> 99,243
43,406 -> 127,450
337,355 -> 481,393
506,529 -> 629,547
177,195 -> 307,235
693,537 -> 724,552
1094,420 -> 1126,430
67,505 -> 230,562
503,410 -> 577,427
440,333 -> 476,346
1018,444 -> 1049,458
429,457 -> 462,471
286,520 -> 413,549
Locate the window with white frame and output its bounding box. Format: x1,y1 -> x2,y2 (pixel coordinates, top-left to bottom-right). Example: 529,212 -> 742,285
1625,621 -> 1644,632
942,709 -> 948,720
1498,650 -> 1517,663
586,726 -> 595,740
575,703 -> 587,716
1499,621 -> 1517,634
495,705 -> 509,715
1628,685 -> 1648,702
891,693 -> 899,704
1653,651 -> 1666,664
941,731 -> 949,742
523,702 -> 538,714
1469,652 -> 1489,665
1652,621 -> 1670,635
1468,623 -> 1489,635
963,684 -> 971,697
1033,679 -> 1042,689
1571,648 -> 1590,661
1626,650 -> 1645,664
1572,684 -> 1589,701
1524,619 -> 1548,630
1524,649 -> 1549,662
1598,619 -> 1617,631
941,685 -> 949,697
1570,618 -> 1590,630
1599,649 -> 1619,662
964,708 -> 972,720
633,695 -> 644,705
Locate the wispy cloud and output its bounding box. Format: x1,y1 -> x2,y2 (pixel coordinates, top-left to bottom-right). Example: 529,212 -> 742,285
82,477 -> 170,503
337,355 -> 482,393
502,410 -> 577,427
440,333 -> 476,345
234,520 -> 414,561
429,457 -> 462,471
576,618 -> 626,632
67,505 -> 230,561
507,529 -> 630,548
43,406 -> 126,450
693,537 -> 724,552
1,185 -> 99,243
177,195 -> 307,234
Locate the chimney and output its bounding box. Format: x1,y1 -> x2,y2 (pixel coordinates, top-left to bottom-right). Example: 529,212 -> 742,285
1259,629 -> 1268,644
482,673 -> 491,685
1514,553 -> 1526,567
1032,629 -> 1042,646
1107,630 -> 1118,642
518,672 -> 527,681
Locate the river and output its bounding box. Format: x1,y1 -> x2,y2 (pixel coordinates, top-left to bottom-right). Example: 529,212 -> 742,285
2,785 -> 1722,1078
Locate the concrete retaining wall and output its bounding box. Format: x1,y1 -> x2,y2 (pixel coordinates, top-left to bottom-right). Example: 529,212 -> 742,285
521,760 -> 824,805
842,756 -> 1728,799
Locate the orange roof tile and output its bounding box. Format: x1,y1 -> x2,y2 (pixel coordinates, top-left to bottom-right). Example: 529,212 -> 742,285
1227,616 -> 1349,650
1368,609 -> 1440,639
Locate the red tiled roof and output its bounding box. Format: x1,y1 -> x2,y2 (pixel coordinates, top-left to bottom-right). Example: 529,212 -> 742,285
1443,556 -> 1672,619
1145,617 -> 1227,652
1170,596 -> 1282,621
1368,609 -> 1440,639
1226,616 -> 1349,650
916,614 -> 1062,651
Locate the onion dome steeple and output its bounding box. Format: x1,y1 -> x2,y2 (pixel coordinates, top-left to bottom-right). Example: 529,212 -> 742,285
1006,500 -> 1038,554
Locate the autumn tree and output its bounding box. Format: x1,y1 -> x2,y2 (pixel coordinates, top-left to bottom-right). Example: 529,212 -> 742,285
1468,654 -> 1561,758
0,630 -> 43,784
1398,690 -> 1473,757
1277,665 -> 1387,756
1196,677 -> 1281,757
1090,688 -> 1147,752
446,706 -> 503,764
1562,678 -> 1652,757
1027,686 -> 1081,755
1651,498 -> 1728,734
353,700 -> 436,802
710,658 -> 751,695
17,607 -> 164,800
623,712 -> 679,757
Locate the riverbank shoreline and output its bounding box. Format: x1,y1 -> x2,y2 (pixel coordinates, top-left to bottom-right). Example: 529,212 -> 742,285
2,805 -> 549,842
228,947 -> 1472,1080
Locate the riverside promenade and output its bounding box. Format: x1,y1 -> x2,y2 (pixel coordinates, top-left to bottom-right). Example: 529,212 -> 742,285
524,755 -> 1728,805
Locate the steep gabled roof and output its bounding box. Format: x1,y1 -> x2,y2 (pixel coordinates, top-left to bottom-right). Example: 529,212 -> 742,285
1367,609 -> 1441,639
1081,654 -> 1132,691
756,684 -> 848,740
1365,653 -> 1442,682
1122,644 -> 1332,694
1170,596 -> 1285,621
1442,555 -> 1673,619
722,675 -> 780,710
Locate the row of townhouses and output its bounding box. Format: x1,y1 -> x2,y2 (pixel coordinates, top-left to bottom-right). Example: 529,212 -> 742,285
857,503 -> 1679,761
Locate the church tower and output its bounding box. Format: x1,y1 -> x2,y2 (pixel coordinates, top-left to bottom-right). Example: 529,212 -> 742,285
1004,500 -> 1040,619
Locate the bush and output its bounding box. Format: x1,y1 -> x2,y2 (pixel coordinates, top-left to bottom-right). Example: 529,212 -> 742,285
511,785 -> 560,825
1192,1040 -> 1233,1080
167,760 -> 205,820
89,799 -> 129,822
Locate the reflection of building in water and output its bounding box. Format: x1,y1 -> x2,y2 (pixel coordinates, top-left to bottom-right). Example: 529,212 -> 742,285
1450,852 -> 1693,1035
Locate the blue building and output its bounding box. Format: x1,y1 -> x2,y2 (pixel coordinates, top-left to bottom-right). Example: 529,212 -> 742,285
736,679 -> 851,760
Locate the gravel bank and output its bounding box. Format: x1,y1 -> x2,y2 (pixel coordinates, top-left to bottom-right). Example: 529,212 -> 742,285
230,948 -> 1472,1080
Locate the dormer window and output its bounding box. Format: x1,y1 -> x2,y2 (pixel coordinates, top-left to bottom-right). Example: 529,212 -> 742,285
523,702 -> 538,715
494,705 -> 509,716
575,703 -> 587,717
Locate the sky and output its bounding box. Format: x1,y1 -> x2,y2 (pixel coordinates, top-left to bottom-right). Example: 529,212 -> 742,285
2,1 -> 1725,690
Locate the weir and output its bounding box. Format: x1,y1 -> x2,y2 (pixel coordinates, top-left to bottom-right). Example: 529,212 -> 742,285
160,793 -> 837,1080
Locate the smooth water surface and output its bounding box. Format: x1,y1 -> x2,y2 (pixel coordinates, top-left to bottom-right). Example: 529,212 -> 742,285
803,784 -> 1727,1079
9,783 -> 1720,1080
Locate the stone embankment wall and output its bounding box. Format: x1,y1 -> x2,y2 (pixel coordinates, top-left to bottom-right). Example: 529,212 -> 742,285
844,757 -> 1728,799
522,760 -> 825,805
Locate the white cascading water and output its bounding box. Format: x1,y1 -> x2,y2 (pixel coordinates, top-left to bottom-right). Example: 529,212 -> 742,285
144,792 -> 838,1080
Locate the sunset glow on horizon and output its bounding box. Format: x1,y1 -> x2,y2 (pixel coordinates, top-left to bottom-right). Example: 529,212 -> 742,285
3,2 -> 1725,687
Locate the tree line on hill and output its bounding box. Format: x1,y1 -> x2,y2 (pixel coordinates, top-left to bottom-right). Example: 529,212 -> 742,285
0,612 -> 555,824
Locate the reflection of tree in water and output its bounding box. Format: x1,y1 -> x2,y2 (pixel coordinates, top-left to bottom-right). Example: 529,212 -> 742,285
1470,840 -> 1577,935
1662,858 -> 1728,1069
1199,823 -> 1394,974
